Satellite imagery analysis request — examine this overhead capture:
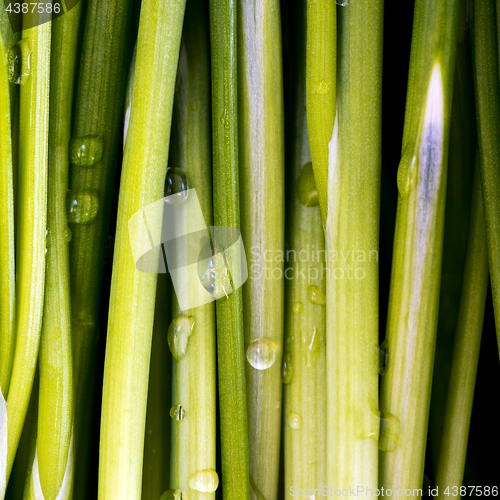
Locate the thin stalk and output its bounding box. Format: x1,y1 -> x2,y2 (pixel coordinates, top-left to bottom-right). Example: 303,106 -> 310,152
168,2 -> 217,498
428,0 -> 476,473
472,0 -> 500,355
305,0 -> 336,224
435,160 -> 488,495
209,0 -> 249,498
98,0 -> 186,497
142,274 -> 171,499
2,13 -> 51,493
284,1 -> 326,494
23,4 -> 82,499
325,0 -> 384,488
379,0 -> 460,491
68,0 -> 134,464
0,31 -> 15,401
238,0 -> 285,498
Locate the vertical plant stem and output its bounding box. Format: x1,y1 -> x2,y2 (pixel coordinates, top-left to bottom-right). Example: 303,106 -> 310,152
168,2 -> 217,497
0,31 -> 15,401
435,161 -> 488,496
284,1 -> 326,494
325,0 -> 384,489
379,0 -> 460,491
25,3 -> 82,499
3,13 -> 51,491
209,0 -> 250,498
305,0 -> 336,224
472,0 -> 500,354
238,0 -> 285,498
68,0 -> 134,466
98,0 -> 185,497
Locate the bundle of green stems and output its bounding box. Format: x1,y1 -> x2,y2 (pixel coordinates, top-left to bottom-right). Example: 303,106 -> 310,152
0,0 -> 498,498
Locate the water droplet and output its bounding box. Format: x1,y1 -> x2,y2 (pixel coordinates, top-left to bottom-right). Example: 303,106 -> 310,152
307,285 -> 326,305
356,400 -> 381,441
379,411 -> 400,452
397,143 -> 419,197
292,301 -> 303,314
220,108 -> 227,125
8,40 -> 31,85
422,475 -> 431,496
379,339 -> 389,375
295,162 -> 319,207
336,0 -> 348,5
167,314 -> 195,361
67,190 -> 100,225
159,490 -> 187,500
315,80 -> 332,95
288,412 -> 303,430
64,227 -> 72,242
169,404 -> 185,421
246,338 -> 277,370
188,469 -> 219,493
304,326 -> 321,367
164,168 -> 189,204
197,239 -> 231,299
69,136 -> 104,168
282,352 -> 293,384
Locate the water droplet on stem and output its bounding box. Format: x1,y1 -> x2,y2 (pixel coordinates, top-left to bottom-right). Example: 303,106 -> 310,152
188,469 -> 219,493
167,314 -> 195,361
246,338 -> 277,370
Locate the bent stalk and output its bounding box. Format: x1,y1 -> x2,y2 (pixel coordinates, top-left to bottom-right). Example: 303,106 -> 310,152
98,0 -> 186,497
379,0 -> 460,491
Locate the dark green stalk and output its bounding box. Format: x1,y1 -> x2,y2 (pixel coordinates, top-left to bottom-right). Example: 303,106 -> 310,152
472,0 -> 500,355
209,0 -> 249,498
436,161 -> 488,495
67,0 -> 134,467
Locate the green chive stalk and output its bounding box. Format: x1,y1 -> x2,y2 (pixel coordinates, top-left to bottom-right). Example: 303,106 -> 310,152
379,0 -> 460,491
305,0 -> 336,224
472,0 -> 500,354
98,0 -> 185,497
22,4 -> 82,499
2,13 -> 51,493
0,31 -> 15,404
142,274 -> 171,500
428,1 -> 476,472
68,0 -> 134,463
168,3 -> 217,497
284,1 -> 326,493
238,1 -> 285,497
435,161 -> 488,496
324,0 -> 383,488
209,0 -> 250,497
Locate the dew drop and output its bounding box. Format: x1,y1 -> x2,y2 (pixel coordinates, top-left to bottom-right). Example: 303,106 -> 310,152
315,80 -> 332,95
159,490 -> 187,500
167,314 -> 195,361
336,0 -> 348,5
66,190 -> 100,225
64,227 -> 72,243
295,162 -> 319,207
188,469 -> 219,493
379,411 -> 400,452
379,339 -> 389,375
197,239 -> 231,299
246,338 -> 277,370
288,412 -> 303,430
292,301 -> 303,314
164,168 -> 189,204
282,352 -> 293,384
169,404 -> 185,421
220,108 -> 227,125
304,326 -> 321,367
69,136 -> 104,168
8,40 -> 31,85
397,143 -> 419,197
307,285 -> 326,306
